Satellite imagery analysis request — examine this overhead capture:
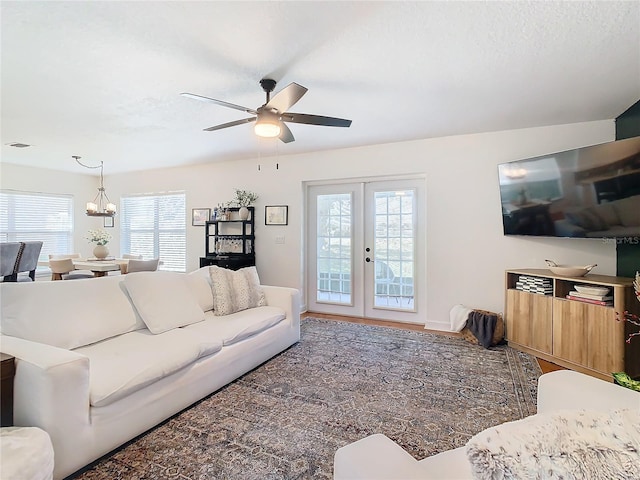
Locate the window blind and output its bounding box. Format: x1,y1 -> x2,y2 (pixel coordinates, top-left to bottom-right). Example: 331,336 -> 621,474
0,190 -> 73,260
120,192 -> 186,272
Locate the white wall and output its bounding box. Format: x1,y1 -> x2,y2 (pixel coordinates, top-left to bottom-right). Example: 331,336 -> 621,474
1,120 -> 619,329
0,163 -> 101,256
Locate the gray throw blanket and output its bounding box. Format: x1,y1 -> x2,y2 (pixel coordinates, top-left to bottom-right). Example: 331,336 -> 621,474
466,310 -> 497,349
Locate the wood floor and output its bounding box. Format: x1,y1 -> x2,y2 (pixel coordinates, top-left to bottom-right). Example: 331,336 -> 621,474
303,311 -> 565,375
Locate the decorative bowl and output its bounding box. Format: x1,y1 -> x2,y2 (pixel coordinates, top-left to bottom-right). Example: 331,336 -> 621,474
574,285 -> 609,296
544,260 -> 597,277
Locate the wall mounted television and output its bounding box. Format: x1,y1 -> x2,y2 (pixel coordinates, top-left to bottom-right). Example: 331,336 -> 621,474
498,136 -> 640,239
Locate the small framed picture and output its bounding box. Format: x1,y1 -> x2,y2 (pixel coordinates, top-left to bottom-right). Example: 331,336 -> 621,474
103,216 -> 114,228
265,205 -> 288,225
192,208 -> 211,226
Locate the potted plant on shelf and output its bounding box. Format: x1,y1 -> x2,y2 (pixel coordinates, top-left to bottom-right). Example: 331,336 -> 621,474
230,189 -> 258,220
614,271 -> 640,391
86,229 -> 112,259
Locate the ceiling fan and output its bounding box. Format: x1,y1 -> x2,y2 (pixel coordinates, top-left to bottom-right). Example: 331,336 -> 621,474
181,79 -> 352,143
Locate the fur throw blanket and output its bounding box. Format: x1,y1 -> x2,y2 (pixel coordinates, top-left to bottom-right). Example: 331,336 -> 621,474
466,409 -> 640,479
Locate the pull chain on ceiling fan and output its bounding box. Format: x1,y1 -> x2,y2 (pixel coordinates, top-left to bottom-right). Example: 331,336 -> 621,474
181,79 -> 352,144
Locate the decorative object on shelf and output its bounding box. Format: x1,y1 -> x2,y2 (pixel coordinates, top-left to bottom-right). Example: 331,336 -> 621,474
192,208 -> 211,226
515,275 -> 553,295
86,229 -> 112,259
230,189 -> 258,220
74,156 -> 116,217
265,205 -> 288,225
574,285 -> 610,296
544,259 -> 597,277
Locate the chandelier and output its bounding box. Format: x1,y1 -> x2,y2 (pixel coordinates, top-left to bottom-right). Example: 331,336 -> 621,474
73,156 -> 116,217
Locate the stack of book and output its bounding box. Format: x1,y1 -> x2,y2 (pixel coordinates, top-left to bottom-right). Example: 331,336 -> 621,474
566,291 -> 613,306
515,275 -> 553,295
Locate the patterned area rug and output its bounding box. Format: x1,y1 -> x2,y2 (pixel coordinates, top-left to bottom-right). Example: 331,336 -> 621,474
75,318 -> 541,480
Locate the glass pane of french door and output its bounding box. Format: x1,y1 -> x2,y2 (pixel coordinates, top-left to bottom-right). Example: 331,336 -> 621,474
316,193 -> 352,305
372,189 -> 415,311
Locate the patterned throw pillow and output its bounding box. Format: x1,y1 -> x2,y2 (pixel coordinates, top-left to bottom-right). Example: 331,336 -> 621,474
209,266 -> 266,316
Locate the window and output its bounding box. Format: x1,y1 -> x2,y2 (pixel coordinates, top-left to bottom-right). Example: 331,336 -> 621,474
120,192 -> 186,272
0,190 -> 73,260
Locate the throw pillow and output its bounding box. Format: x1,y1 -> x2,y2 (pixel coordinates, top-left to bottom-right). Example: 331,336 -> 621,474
466,409 -> 640,480
209,266 -> 266,316
124,271 -> 205,334
186,266 -> 214,312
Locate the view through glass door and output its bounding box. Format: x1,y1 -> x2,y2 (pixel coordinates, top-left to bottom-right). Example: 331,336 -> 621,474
307,178 -> 425,323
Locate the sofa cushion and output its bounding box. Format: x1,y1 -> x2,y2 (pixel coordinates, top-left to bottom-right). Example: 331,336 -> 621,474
0,276 -> 139,349
186,266 -> 214,312
209,266 -> 266,316
74,328 -> 222,407
466,408 -> 640,480
612,195 -> 640,227
182,306 -> 285,345
564,209 -> 607,231
124,271 -> 205,334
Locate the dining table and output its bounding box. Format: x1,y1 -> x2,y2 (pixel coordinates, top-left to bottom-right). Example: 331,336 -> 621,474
38,258 -> 129,277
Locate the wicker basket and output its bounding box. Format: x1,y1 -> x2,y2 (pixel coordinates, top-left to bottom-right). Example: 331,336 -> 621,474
460,308 -> 504,347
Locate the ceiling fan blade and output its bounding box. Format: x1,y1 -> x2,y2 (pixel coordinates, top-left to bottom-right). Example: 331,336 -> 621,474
203,117 -> 256,132
181,92 -> 257,115
279,122 -> 295,144
265,83 -> 308,113
282,112 -> 352,128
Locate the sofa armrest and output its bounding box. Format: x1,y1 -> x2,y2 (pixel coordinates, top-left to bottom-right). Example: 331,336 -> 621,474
0,334 -> 90,437
537,370 -> 640,413
262,285 -> 301,331
334,434 -> 425,480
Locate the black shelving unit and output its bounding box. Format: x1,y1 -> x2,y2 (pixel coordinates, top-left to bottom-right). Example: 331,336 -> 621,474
200,207 -> 255,270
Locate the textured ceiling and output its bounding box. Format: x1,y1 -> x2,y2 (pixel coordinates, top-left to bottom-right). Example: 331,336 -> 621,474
1,1 -> 639,175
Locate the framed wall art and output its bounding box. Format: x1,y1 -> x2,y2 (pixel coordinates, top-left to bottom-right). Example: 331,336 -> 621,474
265,205 -> 288,225
192,208 -> 211,226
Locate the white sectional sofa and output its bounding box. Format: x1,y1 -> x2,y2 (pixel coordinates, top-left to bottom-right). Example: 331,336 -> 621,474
334,370 -> 640,479
0,267 -> 300,480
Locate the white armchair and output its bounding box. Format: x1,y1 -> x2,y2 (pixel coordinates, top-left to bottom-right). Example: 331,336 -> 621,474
334,370 -> 640,479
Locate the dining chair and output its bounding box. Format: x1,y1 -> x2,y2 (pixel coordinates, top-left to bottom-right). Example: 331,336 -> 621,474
49,253 -> 94,276
126,258 -> 160,273
49,258 -> 94,281
0,242 -> 23,282
15,241 -> 43,281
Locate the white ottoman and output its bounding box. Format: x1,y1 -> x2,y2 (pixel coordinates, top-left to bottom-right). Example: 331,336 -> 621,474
0,427 -> 54,480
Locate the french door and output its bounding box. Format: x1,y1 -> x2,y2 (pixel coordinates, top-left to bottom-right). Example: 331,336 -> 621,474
307,178 -> 425,323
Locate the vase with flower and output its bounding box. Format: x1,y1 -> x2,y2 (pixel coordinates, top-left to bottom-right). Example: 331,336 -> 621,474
86,229 -> 112,259
230,189 -> 258,220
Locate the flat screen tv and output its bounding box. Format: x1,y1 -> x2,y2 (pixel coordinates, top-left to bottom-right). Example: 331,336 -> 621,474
498,136 -> 640,239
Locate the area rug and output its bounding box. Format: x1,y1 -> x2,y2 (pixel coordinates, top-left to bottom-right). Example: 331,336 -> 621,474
75,318 -> 541,480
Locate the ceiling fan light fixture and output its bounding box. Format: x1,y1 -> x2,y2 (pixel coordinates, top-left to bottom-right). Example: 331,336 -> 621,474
254,119 -> 281,138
